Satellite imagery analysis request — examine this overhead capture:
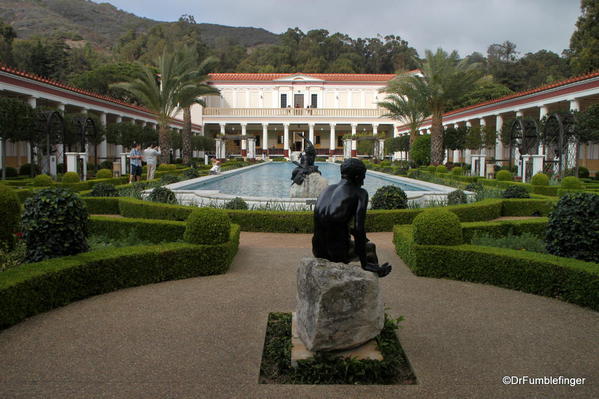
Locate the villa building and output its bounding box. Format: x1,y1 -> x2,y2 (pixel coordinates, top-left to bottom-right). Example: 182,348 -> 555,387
1,65 -> 599,175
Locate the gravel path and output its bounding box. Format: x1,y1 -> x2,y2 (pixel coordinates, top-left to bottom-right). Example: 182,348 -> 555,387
0,232 -> 597,398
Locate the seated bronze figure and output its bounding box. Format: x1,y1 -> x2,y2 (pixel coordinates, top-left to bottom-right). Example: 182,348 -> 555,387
312,158 -> 392,278
291,133 -> 320,186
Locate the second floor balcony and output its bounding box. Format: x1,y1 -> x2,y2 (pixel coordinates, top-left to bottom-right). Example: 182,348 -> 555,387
202,107 -> 388,118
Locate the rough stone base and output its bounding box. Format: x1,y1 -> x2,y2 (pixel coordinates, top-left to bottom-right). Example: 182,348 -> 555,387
290,312 -> 383,367
290,173 -> 329,198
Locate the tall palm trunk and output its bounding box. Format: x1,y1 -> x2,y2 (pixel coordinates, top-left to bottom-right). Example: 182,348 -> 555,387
182,106 -> 192,165
159,124 -> 171,164
430,110 -> 444,164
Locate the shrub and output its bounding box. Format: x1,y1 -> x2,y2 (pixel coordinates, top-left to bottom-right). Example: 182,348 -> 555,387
371,185 -> 408,210
436,165 -> 447,173
578,166 -> 590,179
0,167 -> 18,178
410,135 -> 431,166
89,216 -> 186,244
412,209 -> 463,246
184,208 -> 231,245
407,169 -> 420,179
0,185 -> 21,250
560,176 -> 583,189
531,173 -> 549,186
465,182 -> 483,192
225,197 -> 249,210
32,174 -> 53,186
426,165 -> 436,173
21,188 -> 89,262
160,174 -> 180,185
90,183 -> 118,197
451,166 -> 464,176
158,163 -> 177,171
148,187 -> 177,204
502,185 -> 530,199
471,231 -> 548,253
61,171 -> 80,183
496,170 -> 513,181
83,197 -> 120,214
182,168 -> 201,180
98,160 -> 113,170
18,163 -> 40,176
447,190 -> 467,205
546,193 -> 599,262
95,169 -> 113,179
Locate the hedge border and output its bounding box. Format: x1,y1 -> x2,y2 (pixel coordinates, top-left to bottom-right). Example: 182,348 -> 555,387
0,224 -> 240,330
89,216 -> 186,243
393,225 -> 599,311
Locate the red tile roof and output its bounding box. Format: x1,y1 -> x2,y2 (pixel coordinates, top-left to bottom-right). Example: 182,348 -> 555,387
0,63 -> 155,115
444,70 -> 599,117
207,72 -> 414,82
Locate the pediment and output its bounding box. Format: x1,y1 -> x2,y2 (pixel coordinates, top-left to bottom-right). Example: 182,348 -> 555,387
274,74 -> 324,82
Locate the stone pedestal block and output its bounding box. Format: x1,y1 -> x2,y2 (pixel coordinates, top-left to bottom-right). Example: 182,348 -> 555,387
296,257 -> 384,352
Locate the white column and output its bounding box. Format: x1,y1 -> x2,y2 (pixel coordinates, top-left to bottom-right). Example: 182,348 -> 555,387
495,115 -> 503,162
539,105 -> 549,157
372,124 -> 378,136
479,118 -> 487,156
464,120 -> 472,165
99,112 -> 108,159
308,123 -> 315,144
262,123 -> 268,154
516,109 -> 524,118
569,99 -> 580,112
453,123 -> 460,162
219,123 -> 226,136
329,123 -> 336,152
283,123 -> 290,156
26,97 -> 37,163
56,103 -> 65,112
115,115 -> 123,156
241,123 -> 247,152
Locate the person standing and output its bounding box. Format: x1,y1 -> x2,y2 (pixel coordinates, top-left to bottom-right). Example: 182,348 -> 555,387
129,143 -> 143,183
143,144 -> 161,180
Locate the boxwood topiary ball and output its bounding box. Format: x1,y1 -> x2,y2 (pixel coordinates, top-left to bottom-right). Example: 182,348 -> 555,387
447,189 -> 468,205
451,166 -> 464,176
560,176 -> 583,189
32,174 -> 53,186
531,173 -> 549,186
412,209 -> 463,246
496,170 -> 513,181
90,182 -> 118,197
426,165 -> 436,173
62,171 -> 80,183
371,185 -> 408,209
0,184 -> 21,250
436,165 -> 448,173
148,186 -> 177,203
224,197 -> 249,210
95,169 -> 113,179
184,208 -> 231,245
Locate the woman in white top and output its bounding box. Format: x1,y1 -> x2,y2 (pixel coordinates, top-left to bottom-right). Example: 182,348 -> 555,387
143,144 -> 161,180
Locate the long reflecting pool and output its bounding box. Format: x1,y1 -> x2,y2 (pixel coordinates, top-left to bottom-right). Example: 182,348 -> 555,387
174,162 -> 433,198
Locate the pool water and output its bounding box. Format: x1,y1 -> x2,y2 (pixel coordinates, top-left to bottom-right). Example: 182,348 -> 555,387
175,162 -> 432,198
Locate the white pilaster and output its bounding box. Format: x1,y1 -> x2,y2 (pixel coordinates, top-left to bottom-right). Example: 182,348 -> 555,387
220,123 -> 226,136
241,123 -> 247,151
373,124 -> 379,136
495,115 -> 504,162
308,123 -> 315,144
283,123 -> 290,153
329,123 -> 336,151
262,123 -> 268,152
351,123 -> 357,151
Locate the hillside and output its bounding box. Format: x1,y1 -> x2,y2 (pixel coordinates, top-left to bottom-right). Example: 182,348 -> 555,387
0,0 -> 280,48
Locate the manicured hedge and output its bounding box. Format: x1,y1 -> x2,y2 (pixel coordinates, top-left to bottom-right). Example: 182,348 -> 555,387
59,176 -> 129,192
393,225 -> 599,310
83,197 -> 121,214
0,224 -> 240,330
119,198 -> 192,221
461,218 -> 548,242
501,198 -> 555,216
532,185 -> 559,196
89,216 -> 186,243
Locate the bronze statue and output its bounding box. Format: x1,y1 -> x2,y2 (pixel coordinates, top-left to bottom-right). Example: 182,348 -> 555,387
312,158 -> 392,277
291,133 -> 320,186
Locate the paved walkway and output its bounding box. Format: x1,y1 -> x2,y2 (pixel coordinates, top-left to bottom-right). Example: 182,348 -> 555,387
0,233 -> 597,399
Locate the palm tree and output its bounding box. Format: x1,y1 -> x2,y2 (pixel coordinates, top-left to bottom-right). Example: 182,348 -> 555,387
111,48 -> 204,163
388,49 -> 483,164
174,50 -> 220,164
378,85 -> 429,150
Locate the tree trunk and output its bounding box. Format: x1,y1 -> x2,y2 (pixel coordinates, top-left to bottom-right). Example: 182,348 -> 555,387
430,111 -> 444,165
182,107 -> 192,165
158,125 -> 171,164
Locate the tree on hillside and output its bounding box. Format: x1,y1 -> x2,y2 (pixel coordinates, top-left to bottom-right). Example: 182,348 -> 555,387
69,63 -> 146,103
569,0 -> 599,74
388,49 -> 484,164
0,19 -> 16,65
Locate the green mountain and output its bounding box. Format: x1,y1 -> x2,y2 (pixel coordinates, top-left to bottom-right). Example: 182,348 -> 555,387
0,0 -> 280,48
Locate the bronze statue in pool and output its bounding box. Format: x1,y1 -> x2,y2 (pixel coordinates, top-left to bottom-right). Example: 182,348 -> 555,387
312,158 -> 392,278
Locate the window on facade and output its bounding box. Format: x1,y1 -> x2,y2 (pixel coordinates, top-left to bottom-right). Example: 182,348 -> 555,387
315,135 -> 321,145
255,137 -> 261,147
281,94 -> 287,108
277,135 -> 284,144
337,137 -> 344,147
311,94 -> 318,108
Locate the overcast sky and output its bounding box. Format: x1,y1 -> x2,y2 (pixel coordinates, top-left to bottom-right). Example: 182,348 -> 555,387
93,0 -> 581,57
